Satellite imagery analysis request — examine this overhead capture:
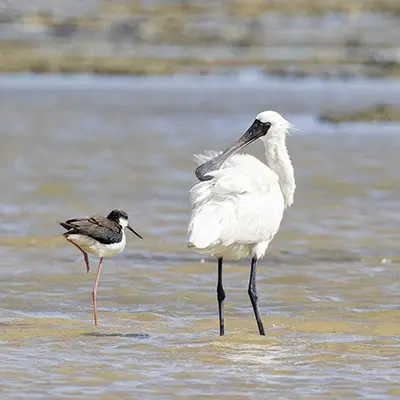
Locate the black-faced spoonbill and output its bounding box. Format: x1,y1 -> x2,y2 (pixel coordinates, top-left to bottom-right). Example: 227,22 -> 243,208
188,111 -> 296,336
59,209 -> 143,327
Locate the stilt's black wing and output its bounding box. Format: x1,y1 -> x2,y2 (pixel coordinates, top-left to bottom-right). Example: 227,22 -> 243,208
59,216 -> 122,244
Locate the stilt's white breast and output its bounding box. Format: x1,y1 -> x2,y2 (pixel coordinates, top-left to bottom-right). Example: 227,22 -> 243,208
68,231 -> 126,258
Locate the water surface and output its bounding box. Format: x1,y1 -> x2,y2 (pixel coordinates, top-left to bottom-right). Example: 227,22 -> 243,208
1,75 -> 399,399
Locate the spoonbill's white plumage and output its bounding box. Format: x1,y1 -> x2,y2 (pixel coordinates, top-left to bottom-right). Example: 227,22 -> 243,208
187,110 -> 296,336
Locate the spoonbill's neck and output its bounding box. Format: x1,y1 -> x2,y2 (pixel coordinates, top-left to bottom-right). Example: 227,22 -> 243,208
263,137 -> 295,208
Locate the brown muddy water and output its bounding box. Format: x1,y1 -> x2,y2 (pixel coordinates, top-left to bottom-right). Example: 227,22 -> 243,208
0,74 -> 399,399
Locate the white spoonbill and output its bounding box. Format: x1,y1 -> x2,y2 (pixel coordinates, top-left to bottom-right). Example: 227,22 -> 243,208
187,110 -> 296,336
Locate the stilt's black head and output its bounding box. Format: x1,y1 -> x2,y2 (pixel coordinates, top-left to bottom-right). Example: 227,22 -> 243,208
106,209 -> 143,239
107,209 -> 129,222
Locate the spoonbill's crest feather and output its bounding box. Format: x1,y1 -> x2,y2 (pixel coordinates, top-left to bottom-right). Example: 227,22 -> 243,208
193,150 -> 221,166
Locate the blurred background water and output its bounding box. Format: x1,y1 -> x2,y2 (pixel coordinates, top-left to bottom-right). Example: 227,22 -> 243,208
0,1 -> 400,399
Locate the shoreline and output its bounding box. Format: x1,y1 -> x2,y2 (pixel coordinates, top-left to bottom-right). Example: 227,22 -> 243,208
0,53 -> 399,78
0,2 -> 398,78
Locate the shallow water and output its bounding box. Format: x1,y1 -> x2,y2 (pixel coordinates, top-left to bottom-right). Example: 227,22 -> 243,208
0,75 -> 400,399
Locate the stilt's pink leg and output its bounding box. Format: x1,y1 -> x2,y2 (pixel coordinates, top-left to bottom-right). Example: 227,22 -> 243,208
92,257 -> 103,327
66,238 -> 90,273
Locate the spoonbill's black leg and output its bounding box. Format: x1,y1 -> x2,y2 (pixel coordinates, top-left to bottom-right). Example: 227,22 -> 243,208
248,257 -> 265,336
217,257 -> 226,336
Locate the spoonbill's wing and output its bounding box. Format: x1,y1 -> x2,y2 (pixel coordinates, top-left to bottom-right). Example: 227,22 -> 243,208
188,153 -> 283,249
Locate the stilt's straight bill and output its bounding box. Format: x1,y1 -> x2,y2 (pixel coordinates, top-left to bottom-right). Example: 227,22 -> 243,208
127,225 -> 143,239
